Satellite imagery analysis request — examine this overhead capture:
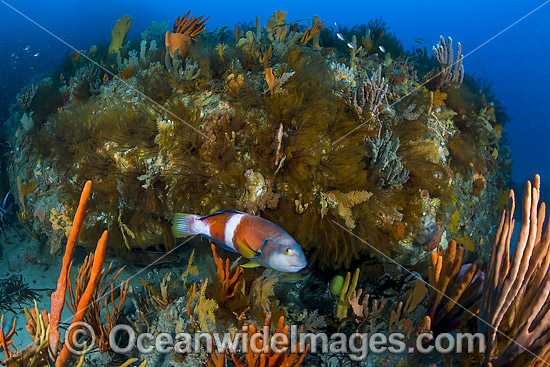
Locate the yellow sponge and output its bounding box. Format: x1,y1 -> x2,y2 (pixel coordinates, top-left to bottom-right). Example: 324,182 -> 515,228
108,14 -> 133,54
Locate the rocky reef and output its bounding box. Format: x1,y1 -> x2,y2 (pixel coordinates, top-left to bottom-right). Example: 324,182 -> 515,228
4,12 -> 509,273
3,10 -> 541,367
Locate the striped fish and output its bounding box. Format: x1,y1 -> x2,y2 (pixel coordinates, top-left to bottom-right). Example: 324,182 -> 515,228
172,210 -> 307,272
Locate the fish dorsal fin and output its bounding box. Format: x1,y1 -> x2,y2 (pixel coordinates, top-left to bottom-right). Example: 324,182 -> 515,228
240,261 -> 260,268
235,237 -> 260,259
199,209 -> 246,220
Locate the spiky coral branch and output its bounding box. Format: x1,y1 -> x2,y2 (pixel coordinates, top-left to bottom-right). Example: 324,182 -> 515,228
172,10 -> 209,38
0,315 -> 17,361
165,11 -> 209,59
479,175 -> 550,366
299,18 -> 325,46
211,243 -> 244,301
229,313 -> 310,367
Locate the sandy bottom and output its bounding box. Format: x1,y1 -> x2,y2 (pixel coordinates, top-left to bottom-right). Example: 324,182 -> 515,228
0,223 -> 154,352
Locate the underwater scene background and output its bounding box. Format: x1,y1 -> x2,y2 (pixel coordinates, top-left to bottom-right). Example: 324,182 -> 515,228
0,0 -> 549,366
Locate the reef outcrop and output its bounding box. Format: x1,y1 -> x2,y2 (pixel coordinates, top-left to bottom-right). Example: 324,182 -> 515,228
4,12 -> 510,271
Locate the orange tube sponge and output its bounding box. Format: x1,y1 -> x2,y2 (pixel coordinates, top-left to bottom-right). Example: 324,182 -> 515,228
49,180 -> 92,355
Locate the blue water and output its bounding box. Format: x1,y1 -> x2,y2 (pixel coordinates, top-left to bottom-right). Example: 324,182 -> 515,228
1,0 -> 549,186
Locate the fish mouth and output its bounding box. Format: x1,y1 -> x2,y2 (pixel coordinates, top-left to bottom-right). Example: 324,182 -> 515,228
289,263 -> 307,269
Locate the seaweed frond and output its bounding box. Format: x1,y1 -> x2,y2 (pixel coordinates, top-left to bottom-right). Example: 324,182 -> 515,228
180,249 -> 198,286
0,275 -> 41,313
250,275 -> 277,314
194,279 -> 218,332
140,273 -> 171,310
321,190 -> 373,229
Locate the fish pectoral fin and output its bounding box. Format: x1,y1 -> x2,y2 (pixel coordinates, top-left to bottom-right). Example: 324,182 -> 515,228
240,261 -> 261,268
235,237 -> 260,259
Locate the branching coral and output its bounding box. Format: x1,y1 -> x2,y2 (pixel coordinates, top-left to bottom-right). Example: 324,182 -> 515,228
388,278 -> 428,337
69,63 -> 103,104
205,243 -> 284,326
3,302 -> 50,366
249,275 -> 277,315
349,289 -> 386,320
0,314 -> 17,361
204,313 -> 310,367
140,272 -> 174,310
194,279 -> 219,332
335,268 -> 360,320
321,190 -> 372,229
210,243 -> 245,301
165,53 -> 201,81
172,11 -> 209,38
299,17 -> 325,47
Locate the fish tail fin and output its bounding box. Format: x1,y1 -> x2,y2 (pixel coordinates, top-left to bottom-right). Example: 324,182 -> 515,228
172,213 -> 198,238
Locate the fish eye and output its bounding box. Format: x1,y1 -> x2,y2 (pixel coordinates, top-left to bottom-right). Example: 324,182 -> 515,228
284,248 -> 293,256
